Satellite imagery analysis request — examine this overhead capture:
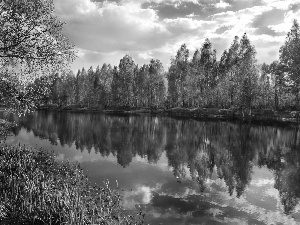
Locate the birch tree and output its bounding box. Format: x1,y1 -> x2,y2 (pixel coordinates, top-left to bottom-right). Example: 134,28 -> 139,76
279,19 -> 300,109
0,0 -> 75,114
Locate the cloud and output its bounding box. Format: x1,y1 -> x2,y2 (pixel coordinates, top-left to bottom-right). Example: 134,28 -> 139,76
186,12 -> 196,18
215,25 -> 232,35
211,5 -> 273,29
261,0 -> 300,10
55,0 -> 168,53
101,0 -> 201,4
54,0 -> 221,70
54,0 -> 298,72
251,8 -> 286,36
70,48 -> 123,71
268,9 -> 300,33
138,51 -> 153,60
215,0 -> 230,8
141,1 -> 206,20
162,18 -> 215,35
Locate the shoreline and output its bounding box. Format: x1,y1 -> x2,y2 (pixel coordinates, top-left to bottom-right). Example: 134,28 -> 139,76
35,106 -> 300,127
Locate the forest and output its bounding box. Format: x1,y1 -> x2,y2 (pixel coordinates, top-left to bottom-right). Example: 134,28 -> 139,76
31,20 -> 300,115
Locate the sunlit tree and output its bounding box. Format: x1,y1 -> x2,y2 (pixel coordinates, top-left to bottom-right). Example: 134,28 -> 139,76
118,55 -> 135,108
167,44 -> 189,107
0,0 -> 75,114
236,33 -> 259,115
279,19 -> 300,109
148,59 -> 166,109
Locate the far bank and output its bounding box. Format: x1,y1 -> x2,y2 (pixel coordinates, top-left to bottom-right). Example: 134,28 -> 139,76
33,105 -> 300,127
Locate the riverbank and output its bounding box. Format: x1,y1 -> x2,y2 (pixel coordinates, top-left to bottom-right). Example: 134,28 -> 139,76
36,105 -> 300,126
165,108 -> 300,126
0,144 -> 144,225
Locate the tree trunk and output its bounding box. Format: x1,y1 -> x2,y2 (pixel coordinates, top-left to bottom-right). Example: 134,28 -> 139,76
296,87 -> 299,110
275,91 -> 278,110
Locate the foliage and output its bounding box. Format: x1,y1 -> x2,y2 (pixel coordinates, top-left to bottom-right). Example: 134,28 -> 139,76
0,119 -> 16,142
235,33 -> 258,114
167,44 -> 190,107
268,60 -> 287,110
118,55 -> 135,107
0,0 -> 74,72
148,59 -> 166,108
39,56 -> 167,110
14,20 -> 300,115
0,0 -> 75,115
279,19 -> 300,109
0,144 -> 145,225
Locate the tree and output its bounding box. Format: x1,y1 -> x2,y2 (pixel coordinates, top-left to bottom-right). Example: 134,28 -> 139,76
0,0 -> 75,114
279,19 -> 300,109
236,33 -> 258,115
199,39 -> 217,89
257,63 -> 272,109
29,75 -> 52,106
98,64 -> 113,108
148,59 -> 166,109
61,71 -> 76,105
186,39 -> 217,108
167,44 -> 189,107
0,0 -> 74,71
118,55 -> 135,108
197,39 -> 218,106
111,66 -> 121,107
74,69 -> 81,104
50,73 -> 62,105
269,61 -> 287,110
93,66 -> 102,107
78,68 -> 87,106
135,64 -> 149,108
217,36 -> 240,108
86,66 -> 95,107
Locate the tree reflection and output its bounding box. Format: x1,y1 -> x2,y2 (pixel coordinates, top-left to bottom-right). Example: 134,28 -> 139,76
264,128 -> 300,214
6,111 -> 300,213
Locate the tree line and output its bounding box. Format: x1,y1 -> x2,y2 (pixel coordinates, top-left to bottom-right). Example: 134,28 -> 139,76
34,20 -> 300,113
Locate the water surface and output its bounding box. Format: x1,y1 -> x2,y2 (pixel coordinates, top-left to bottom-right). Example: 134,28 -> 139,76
3,111 -> 300,224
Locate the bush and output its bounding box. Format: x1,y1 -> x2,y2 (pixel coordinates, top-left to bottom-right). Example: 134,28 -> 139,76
0,144 -> 145,225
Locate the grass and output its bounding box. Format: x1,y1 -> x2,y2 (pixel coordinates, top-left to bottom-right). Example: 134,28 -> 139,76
0,144 -> 145,225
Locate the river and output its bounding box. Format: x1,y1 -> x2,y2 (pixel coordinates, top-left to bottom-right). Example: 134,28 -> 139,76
2,110 -> 300,224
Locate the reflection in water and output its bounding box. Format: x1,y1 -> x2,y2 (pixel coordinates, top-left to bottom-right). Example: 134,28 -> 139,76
3,111 -> 300,220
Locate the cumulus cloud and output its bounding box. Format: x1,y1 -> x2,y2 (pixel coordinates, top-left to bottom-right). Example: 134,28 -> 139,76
55,0 -> 168,53
54,0 -> 220,69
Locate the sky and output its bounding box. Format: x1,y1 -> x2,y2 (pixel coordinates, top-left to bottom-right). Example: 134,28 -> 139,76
53,0 -> 300,72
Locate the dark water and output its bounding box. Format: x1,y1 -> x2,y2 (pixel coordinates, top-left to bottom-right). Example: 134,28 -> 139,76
3,111 -> 300,224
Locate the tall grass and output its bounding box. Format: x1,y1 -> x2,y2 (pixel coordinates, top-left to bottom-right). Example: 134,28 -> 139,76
0,144 -> 145,225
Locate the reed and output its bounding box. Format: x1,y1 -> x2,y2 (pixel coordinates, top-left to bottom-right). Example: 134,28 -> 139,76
0,144 -> 145,225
